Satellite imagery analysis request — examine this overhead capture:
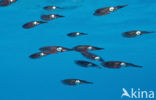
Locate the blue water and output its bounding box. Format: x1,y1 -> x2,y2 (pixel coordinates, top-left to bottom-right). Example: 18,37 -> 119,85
0,0 -> 156,100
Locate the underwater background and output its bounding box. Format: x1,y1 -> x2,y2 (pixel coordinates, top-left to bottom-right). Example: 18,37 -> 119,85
0,0 -> 156,100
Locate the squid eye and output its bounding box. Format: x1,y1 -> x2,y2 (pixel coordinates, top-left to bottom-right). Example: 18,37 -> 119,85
52,6 -> 56,9
75,80 -> 81,84
136,31 -> 141,35
109,7 -> 115,11
120,62 -> 126,66
88,63 -> 93,66
95,56 -> 100,60
10,0 -> 14,2
51,14 -> 55,18
76,32 -> 80,35
57,47 -> 63,52
33,21 -> 39,25
88,46 -> 93,50
40,53 -> 46,56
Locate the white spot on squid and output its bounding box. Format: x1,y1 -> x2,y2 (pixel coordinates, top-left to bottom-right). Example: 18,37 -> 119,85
109,7 -> 115,12
51,14 -> 55,18
57,47 -> 63,52
10,0 -> 14,2
40,53 -> 45,56
52,6 -> 56,9
88,46 -> 93,50
76,32 -> 80,35
95,56 -> 100,60
136,31 -> 142,35
120,62 -> 126,66
33,21 -> 39,25
75,80 -> 81,84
